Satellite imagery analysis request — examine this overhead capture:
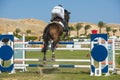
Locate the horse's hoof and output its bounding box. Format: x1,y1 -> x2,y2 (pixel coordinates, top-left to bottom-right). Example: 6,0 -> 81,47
43,58 -> 46,64
52,58 -> 55,61
43,60 -> 46,64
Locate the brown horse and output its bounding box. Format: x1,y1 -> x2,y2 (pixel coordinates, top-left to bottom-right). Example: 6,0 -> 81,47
42,10 -> 70,62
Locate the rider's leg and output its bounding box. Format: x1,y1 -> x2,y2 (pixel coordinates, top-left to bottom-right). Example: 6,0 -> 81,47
62,20 -> 69,32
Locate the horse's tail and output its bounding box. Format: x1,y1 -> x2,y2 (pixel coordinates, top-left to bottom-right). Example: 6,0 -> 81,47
42,26 -> 50,52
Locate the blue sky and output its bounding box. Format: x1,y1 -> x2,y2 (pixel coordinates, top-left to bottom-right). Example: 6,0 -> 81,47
0,0 -> 120,24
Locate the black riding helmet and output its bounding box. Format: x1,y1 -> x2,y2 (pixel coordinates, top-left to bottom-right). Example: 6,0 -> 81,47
58,4 -> 63,7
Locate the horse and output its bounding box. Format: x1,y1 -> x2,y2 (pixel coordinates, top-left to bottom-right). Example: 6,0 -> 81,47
42,10 -> 70,62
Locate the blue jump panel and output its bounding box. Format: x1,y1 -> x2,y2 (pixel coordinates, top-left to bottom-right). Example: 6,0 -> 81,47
28,42 -> 43,44
59,64 -> 75,68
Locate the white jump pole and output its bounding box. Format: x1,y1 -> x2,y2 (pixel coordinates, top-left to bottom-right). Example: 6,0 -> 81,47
14,59 -> 90,62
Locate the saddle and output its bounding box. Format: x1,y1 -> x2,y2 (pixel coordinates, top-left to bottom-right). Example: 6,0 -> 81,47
51,16 -> 68,32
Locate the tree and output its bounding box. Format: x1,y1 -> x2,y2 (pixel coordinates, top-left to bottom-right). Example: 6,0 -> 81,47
84,24 -> 91,35
15,28 -> 21,35
69,26 -> 75,30
98,21 -> 105,33
112,29 -> 117,36
26,29 -> 31,36
106,26 -> 111,36
75,23 -> 83,37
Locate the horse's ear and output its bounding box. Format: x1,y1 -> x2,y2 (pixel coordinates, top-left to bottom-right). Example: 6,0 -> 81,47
68,12 -> 71,14
65,9 -> 71,14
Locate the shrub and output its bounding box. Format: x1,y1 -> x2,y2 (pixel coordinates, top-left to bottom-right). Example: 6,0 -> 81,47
25,36 -> 37,41
14,33 -> 22,38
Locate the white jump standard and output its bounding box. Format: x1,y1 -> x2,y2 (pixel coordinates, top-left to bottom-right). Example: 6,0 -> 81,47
90,34 -> 109,76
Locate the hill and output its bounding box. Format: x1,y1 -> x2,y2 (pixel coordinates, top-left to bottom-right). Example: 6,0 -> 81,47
0,18 -> 120,38
0,18 -> 47,37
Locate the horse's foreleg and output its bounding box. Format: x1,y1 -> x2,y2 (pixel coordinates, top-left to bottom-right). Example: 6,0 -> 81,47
64,31 -> 68,39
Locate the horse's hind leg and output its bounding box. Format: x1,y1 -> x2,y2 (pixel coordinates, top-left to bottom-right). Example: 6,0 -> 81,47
42,41 -> 48,63
51,43 -> 55,61
51,41 -> 58,61
43,51 -> 46,62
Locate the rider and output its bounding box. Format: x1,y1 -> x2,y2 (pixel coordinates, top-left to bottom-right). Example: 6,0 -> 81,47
51,5 -> 69,32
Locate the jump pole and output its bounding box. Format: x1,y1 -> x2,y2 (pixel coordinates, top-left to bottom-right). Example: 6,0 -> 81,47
14,64 -> 90,68
14,59 -> 90,62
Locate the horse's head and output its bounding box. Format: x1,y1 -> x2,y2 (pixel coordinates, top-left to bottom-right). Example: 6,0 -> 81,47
64,9 -> 71,23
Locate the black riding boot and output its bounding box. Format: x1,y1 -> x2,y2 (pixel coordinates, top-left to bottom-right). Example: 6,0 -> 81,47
62,20 -> 69,32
